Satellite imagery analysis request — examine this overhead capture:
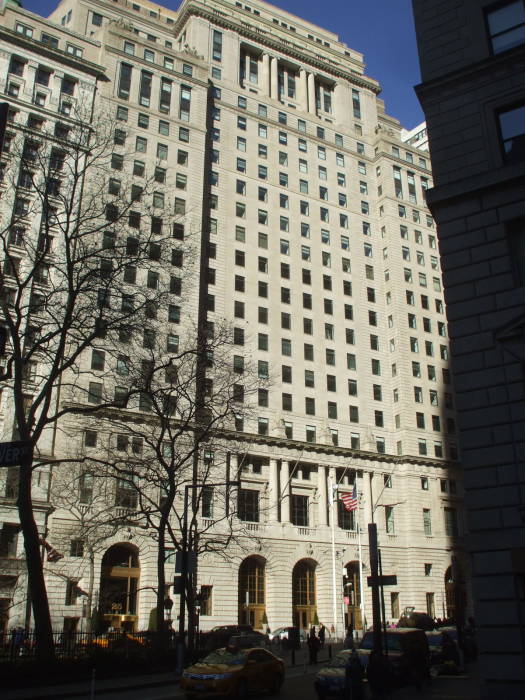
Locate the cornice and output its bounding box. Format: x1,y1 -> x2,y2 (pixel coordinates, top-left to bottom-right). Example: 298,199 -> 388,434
0,26 -> 109,81
173,3 -> 381,94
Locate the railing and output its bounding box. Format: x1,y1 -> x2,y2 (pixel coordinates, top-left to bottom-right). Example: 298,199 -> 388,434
296,527 -> 313,536
0,630 -> 178,662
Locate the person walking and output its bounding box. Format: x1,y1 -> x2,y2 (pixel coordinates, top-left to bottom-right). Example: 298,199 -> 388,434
318,624 -> 326,648
307,627 -> 320,665
343,626 -> 354,649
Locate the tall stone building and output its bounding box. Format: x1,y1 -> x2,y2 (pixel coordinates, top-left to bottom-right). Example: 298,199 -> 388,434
412,0 -> 525,696
1,0 -> 466,637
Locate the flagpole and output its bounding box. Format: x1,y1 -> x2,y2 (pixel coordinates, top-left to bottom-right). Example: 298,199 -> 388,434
357,478 -> 366,632
329,478 -> 338,639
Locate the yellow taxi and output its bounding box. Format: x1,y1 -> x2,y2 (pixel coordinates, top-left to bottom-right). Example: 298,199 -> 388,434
180,646 -> 285,698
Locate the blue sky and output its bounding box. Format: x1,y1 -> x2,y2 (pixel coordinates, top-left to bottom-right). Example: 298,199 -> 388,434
23,0 -> 423,128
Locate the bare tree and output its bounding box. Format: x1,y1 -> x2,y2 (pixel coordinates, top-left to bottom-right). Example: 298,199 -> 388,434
50,461 -> 128,631
86,319 -> 262,643
0,99 -> 188,657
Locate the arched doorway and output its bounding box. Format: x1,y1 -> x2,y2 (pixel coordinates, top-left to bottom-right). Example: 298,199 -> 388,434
344,561 -> 363,630
99,543 -> 140,631
292,559 -> 317,631
444,560 -> 467,625
238,556 -> 266,630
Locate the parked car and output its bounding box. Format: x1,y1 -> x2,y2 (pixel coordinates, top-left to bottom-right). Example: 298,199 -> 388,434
358,628 -> 430,686
397,607 -> 435,631
201,625 -> 255,652
181,646 -> 284,699
314,649 -> 353,699
268,626 -> 307,645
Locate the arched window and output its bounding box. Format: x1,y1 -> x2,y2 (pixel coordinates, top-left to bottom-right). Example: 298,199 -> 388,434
238,556 -> 266,629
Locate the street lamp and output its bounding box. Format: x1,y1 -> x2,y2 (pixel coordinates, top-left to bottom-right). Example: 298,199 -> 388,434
176,479 -> 240,672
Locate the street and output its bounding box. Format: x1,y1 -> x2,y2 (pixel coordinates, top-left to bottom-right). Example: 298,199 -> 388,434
68,668 -> 479,700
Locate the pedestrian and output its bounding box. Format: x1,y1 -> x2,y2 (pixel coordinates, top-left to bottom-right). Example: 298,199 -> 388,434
441,631 -> 460,672
318,623 -> 326,648
307,627 -> 320,665
343,626 -> 354,649
345,648 -> 365,700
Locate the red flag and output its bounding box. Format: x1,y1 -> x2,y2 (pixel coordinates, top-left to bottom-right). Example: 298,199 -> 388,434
340,484 -> 358,511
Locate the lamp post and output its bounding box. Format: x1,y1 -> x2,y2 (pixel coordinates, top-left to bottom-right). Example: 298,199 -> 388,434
176,479 -> 240,672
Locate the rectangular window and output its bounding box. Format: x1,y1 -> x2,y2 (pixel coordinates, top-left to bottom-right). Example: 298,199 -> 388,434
444,507 -> 459,537
212,29 -> 222,61
385,506 -> 395,534
486,1 -> 525,54
237,489 -> 259,522
291,494 -> 309,526
118,63 -> 132,100
498,101 -> 525,163
423,508 -> 432,536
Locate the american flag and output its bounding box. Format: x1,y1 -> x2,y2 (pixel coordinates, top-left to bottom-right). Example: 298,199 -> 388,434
340,485 -> 358,512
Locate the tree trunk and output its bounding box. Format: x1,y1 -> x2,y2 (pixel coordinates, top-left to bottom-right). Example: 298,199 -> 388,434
155,522 -> 166,648
86,549 -> 95,632
17,456 -> 54,659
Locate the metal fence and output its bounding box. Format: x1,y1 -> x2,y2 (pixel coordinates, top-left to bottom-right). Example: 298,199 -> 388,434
0,629 -> 178,662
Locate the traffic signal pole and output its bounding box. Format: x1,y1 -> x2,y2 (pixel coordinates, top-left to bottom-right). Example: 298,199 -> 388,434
368,523 -> 383,655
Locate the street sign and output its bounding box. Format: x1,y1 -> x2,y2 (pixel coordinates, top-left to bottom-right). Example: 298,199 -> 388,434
0,441 -> 33,467
367,574 -> 397,587
175,550 -> 196,574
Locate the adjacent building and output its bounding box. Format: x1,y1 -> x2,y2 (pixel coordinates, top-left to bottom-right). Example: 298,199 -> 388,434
2,0 -> 466,637
412,0 -> 525,696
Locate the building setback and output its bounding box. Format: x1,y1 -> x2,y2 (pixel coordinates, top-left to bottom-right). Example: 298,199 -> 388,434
2,0 -> 466,637
412,0 -> 525,696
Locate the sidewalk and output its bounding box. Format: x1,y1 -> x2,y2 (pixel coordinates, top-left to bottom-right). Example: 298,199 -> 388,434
3,671 -> 176,700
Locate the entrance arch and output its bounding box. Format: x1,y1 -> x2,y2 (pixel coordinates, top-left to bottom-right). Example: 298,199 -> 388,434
238,555 -> 266,630
292,559 -> 317,631
344,560 -> 363,630
99,543 -> 140,631
444,561 -> 467,624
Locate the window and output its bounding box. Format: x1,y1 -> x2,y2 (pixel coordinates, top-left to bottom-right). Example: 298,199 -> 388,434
291,494 -> 309,526
212,29 -> 223,61
498,101 -> 525,162
238,489 -> 259,522
444,507 -> 459,537
385,506 -> 395,534
487,1 -> 525,54
87,382 -> 102,404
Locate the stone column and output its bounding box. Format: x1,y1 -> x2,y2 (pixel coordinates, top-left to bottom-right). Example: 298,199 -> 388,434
298,68 -> 308,111
244,50 -> 250,86
317,465 -> 328,526
262,53 -> 270,97
269,458 -> 279,522
307,72 -> 316,115
280,460 -> 290,523
270,56 -> 278,100
333,81 -> 348,124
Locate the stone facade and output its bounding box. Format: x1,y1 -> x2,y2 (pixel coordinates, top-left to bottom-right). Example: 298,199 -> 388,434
2,0 -> 467,638
412,0 -> 525,696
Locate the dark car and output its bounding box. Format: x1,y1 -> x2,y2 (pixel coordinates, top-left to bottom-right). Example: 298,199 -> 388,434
397,607 -> 435,631
358,628 -> 430,686
201,625 -> 257,652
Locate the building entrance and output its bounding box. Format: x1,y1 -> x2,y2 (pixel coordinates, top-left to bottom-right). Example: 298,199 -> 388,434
292,559 -> 317,631
99,543 -> 140,631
